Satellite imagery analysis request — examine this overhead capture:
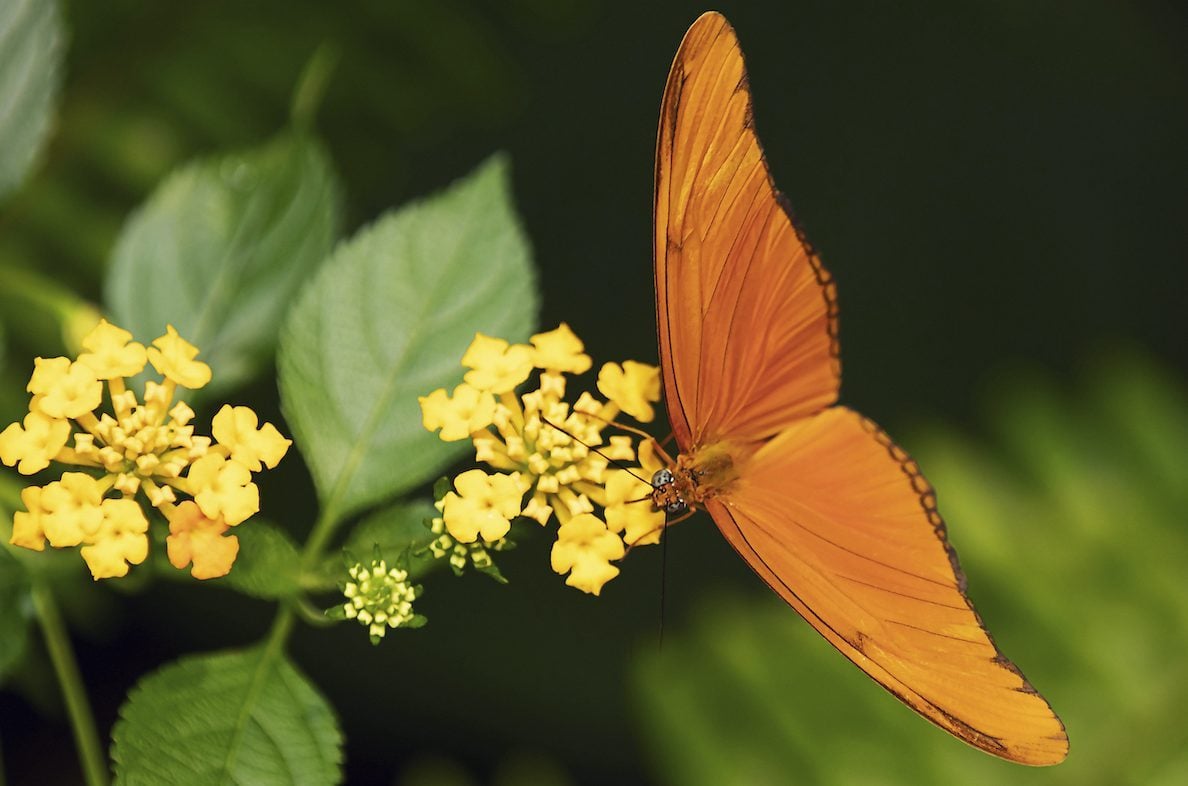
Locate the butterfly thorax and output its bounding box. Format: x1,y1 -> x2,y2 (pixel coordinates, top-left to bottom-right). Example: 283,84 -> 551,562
653,442 -> 744,514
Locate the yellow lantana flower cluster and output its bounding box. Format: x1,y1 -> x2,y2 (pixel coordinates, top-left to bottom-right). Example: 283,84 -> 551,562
419,324 -> 665,595
0,319 -> 291,580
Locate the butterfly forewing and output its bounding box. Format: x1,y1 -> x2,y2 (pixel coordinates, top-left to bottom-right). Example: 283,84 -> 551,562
654,11 -> 1068,764
655,11 -> 839,451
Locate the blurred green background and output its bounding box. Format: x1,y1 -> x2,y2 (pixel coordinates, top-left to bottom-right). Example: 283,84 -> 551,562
1,1 -> 1186,784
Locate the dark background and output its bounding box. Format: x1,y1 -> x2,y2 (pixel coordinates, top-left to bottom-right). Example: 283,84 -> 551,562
1,1 -> 1186,784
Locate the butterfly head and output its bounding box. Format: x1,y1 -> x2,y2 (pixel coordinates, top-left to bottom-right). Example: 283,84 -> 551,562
650,468 -> 687,514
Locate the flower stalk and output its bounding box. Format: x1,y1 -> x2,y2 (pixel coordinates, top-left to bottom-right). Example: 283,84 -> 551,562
31,581 -> 108,786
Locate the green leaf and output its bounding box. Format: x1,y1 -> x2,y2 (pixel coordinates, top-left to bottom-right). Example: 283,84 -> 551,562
279,154 -> 537,519
112,647 -> 342,786
475,562 -> 508,585
0,547 -> 32,683
317,500 -> 438,586
0,0 -> 64,199
106,133 -> 342,396
210,521 -> 301,600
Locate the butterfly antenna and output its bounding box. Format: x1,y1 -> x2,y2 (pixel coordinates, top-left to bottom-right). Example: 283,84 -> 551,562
539,416 -> 653,487
659,514 -> 668,649
571,407 -> 678,467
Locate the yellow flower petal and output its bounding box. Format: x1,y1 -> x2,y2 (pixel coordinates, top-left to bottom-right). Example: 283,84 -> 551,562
146,325 -> 212,389
441,469 -> 525,543
165,500 -> 240,579
0,411 -> 71,475
550,513 -> 624,595
186,454 -> 259,526
26,356 -> 71,396
419,384 -> 496,442
529,323 -> 592,374
33,361 -> 102,420
79,498 -> 149,580
77,319 -> 148,380
461,333 -> 533,393
211,405 -> 291,471
39,473 -> 106,548
10,486 -> 48,551
605,468 -> 665,547
597,361 -> 661,423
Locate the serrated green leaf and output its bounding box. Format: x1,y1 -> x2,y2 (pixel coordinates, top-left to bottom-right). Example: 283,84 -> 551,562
0,547 -> 32,683
210,520 -> 300,600
0,0 -> 63,200
278,154 -> 537,519
106,133 -> 341,396
112,647 -> 342,786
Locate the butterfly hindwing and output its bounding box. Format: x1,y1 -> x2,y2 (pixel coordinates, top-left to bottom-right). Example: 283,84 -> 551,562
709,407 -> 1069,765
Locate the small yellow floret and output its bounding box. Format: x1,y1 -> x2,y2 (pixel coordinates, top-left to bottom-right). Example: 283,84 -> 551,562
461,333 -> 533,393
165,500 -> 240,579
441,469 -> 525,543
550,513 -> 625,595
26,356 -> 71,396
597,361 -> 661,423
210,405 -> 292,471
0,411 -> 71,475
146,325 -> 212,389
10,486 -> 48,551
529,323 -> 592,374
79,499 -> 149,580
419,384 -> 496,441
77,319 -> 148,379
39,473 -> 106,548
186,454 -> 259,526
33,361 -> 102,420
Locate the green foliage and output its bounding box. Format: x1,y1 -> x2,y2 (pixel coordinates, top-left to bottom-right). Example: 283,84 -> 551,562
278,154 -> 537,520
106,133 -> 342,396
111,647 -> 343,786
339,500 -> 438,578
0,546 -> 32,684
632,352 -> 1188,785
210,521 -> 301,600
0,0 -> 63,200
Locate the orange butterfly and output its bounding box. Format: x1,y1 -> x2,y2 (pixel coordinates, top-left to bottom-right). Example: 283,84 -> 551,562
650,11 -> 1068,765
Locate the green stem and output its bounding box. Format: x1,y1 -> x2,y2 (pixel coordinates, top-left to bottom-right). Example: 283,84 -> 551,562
265,499 -> 343,647
289,43 -> 339,130
0,265 -> 101,354
31,582 -> 109,786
